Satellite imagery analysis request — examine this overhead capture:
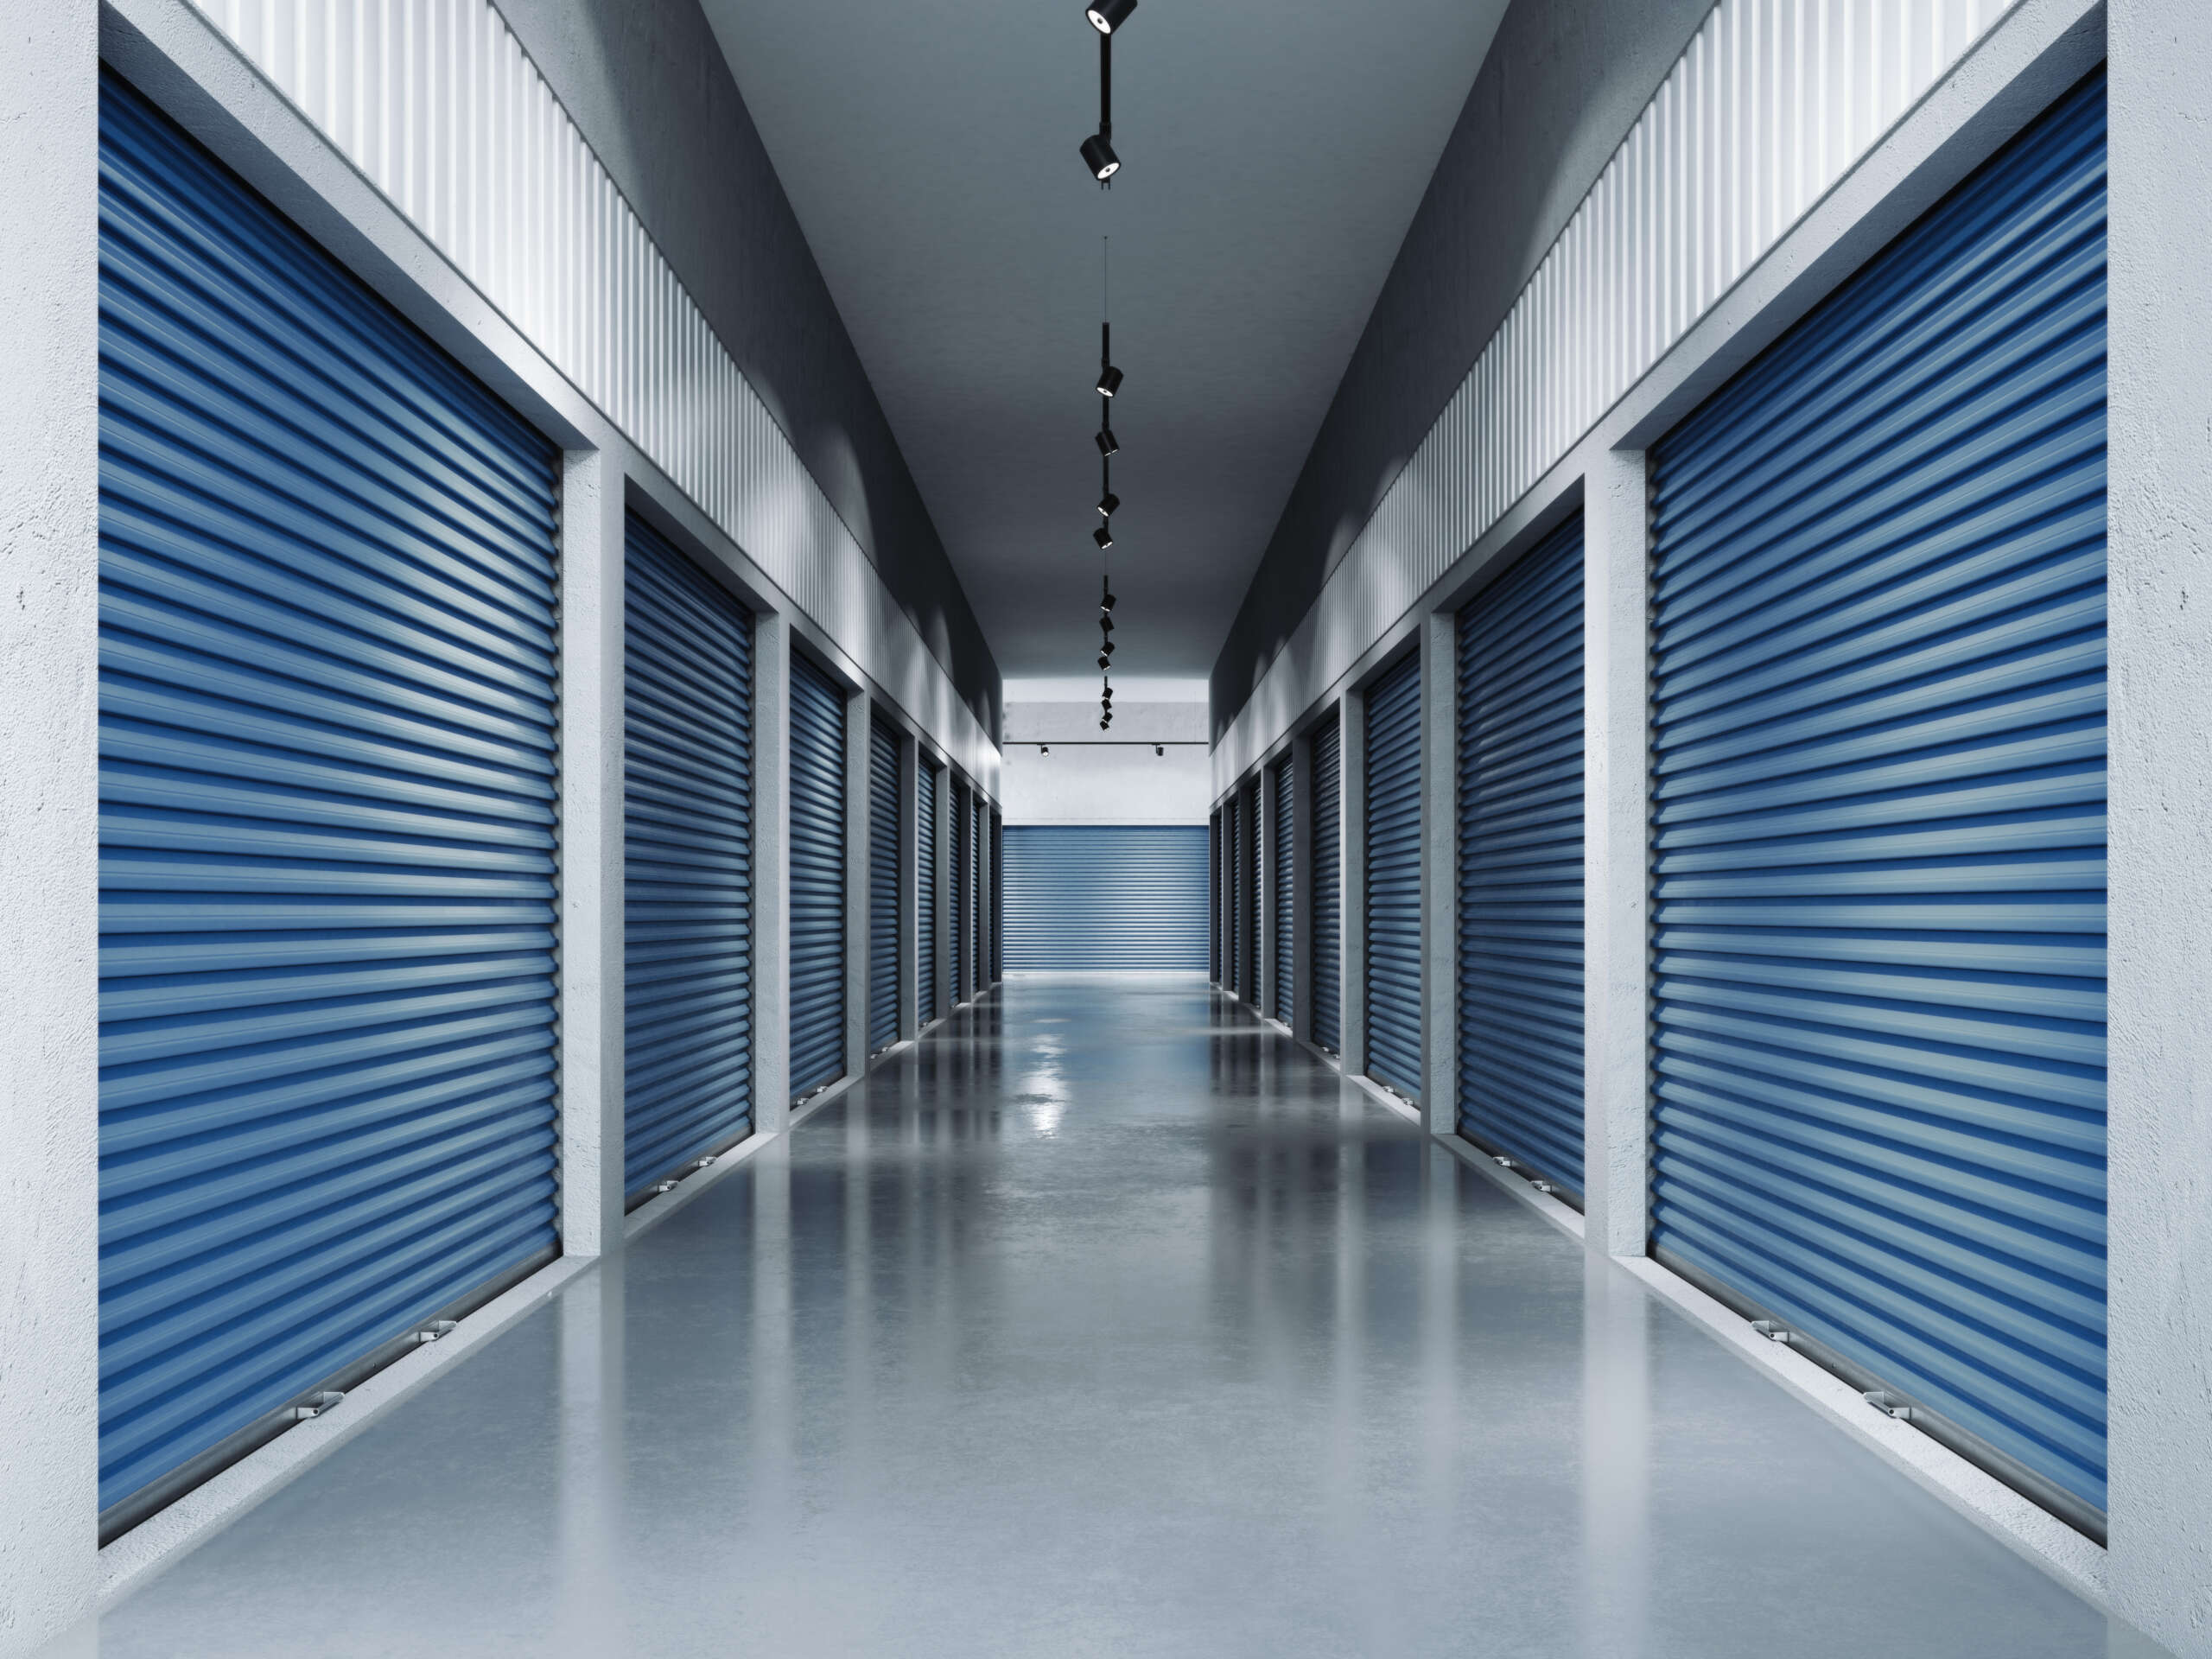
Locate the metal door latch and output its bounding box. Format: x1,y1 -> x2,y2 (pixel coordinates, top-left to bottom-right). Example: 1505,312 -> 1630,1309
1863,1390 -> 1914,1421
289,1391 -> 345,1421
1750,1319 -> 1794,1345
413,1320 -> 458,1346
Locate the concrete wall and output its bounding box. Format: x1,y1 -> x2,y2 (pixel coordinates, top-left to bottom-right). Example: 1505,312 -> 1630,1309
1001,701 -> 1209,827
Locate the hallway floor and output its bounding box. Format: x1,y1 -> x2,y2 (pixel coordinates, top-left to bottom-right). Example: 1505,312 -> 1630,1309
90,975 -> 2157,1658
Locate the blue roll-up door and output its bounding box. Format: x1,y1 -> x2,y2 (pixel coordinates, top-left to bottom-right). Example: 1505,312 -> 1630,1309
1311,719 -> 1343,1052
1649,73 -> 2107,1524
1209,812 -> 1222,982
623,516 -> 754,1198
1003,828 -> 1210,968
868,718 -> 901,1051
972,797 -> 987,990
1272,761 -> 1293,1023
950,782 -> 968,1003
97,73 -> 559,1524
1456,517 -> 1585,1190
788,655 -> 847,1098
1364,653 -> 1423,1096
991,811 -> 1003,983
918,763 -> 938,1021
1243,782 -> 1262,1002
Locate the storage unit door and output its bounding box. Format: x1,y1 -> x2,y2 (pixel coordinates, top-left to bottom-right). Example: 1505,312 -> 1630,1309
1003,828 -> 1209,968
1243,782 -> 1262,1001
1272,762 -> 1294,1023
1210,812 -> 1222,981
623,515 -> 755,1198
1456,516 -> 1585,1190
1311,719 -> 1343,1052
991,812 -> 1003,982
1363,654 -> 1423,1096
868,718 -> 900,1051
951,784 -> 968,1003
788,656 -> 847,1098
97,73 -> 560,1522
918,764 -> 938,1020
1648,73 -> 2107,1522
970,798 -> 985,993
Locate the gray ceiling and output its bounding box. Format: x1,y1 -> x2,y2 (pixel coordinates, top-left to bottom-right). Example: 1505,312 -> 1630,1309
696,0 -> 1506,685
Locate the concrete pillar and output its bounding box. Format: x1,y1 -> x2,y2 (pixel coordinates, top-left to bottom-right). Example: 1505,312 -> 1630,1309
0,1 -> 101,1647
1339,687 -> 1369,1081
1290,734 -> 1314,1043
842,690 -> 869,1077
898,734 -> 919,1039
556,446 -> 626,1255
1582,448 -> 1652,1258
2106,5 -> 2212,1650
753,616 -> 791,1132
1422,610 -> 1459,1134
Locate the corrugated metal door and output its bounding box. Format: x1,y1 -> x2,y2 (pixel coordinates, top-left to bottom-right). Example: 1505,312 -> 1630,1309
1363,653 -> 1423,1096
1272,761 -> 1293,1023
970,797 -> 985,994
624,515 -> 753,1198
991,811 -> 1003,982
868,717 -> 899,1051
950,781 -> 968,1003
1311,718 -> 1343,1052
97,73 -> 560,1523
1243,781 -> 1262,1002
918,763 -> 938,1020
1229,796 -> 1245,997
1649,73 -> 2107,1523
1209,811 -> 1222,982
1456,517 -> 1584,1190
787,655 -> 846,1098
1002,828 -> 1210,968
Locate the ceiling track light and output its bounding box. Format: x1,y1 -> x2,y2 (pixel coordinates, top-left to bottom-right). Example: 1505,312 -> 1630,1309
1095,425 -> 1118,458
1077,10 -> 1129,184
1096,491 -> 1119,518
1086,0 -> 1135,34
1097,321 -> 1122,397
1093,524 -> 1113,550
1154,745 -> 1164,757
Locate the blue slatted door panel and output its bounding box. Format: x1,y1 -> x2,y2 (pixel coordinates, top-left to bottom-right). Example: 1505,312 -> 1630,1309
868,720 -> 900,1050
992,812 -> 1003,983
1227,798 -> 1243,996
1244,783 -> 1262,1003
950,783 -> 968,1003
918,765 -> 938,1021
788,657 -> 847,1098
971,798 -> 986,991
1003,828 -> 1210,969
1273,762 -> 1294,1023
96,73 -> 560,1517
1456,517 -> 1586,1190
1311,720 -> 1343,1052
1210,813 -> 1222,982
1649,73 -> 2107,1517
623,516 -> 753,1196
1364,655 -> 1424,1097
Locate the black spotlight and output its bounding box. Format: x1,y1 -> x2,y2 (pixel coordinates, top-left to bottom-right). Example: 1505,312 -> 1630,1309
1096,363 -> 1123,398
1100,638 -> 1116,656
1095,426 -> 1119,458
1085,0 -> 1136,34
1093,524 -> 1113,551
1081,131 -> 1120,181
1100,613 -> 1114,632
1096,491 -> 1120,518
1097,652 -> 1111,671
1100,588 -> 1116,612
1154,745 -> 1164,757
1039,745 -> 1050,755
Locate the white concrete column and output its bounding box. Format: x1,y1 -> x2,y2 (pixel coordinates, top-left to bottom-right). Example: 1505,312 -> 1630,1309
2107,7 -> 2212,1651
753,616 -> 791,1132
556,446 -> 626,1255
0,2 -> 101,1647
1422,610 -> 1459,1133
1582,448 -> 1651,1258
1339,687 -> 1369,1080
1290,734 -> 1314,1042
898,734 -> 919,1039
843,690 -> 869,1076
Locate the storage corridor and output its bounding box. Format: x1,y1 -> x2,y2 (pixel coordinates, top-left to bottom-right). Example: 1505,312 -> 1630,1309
87,975 -> 2153,1659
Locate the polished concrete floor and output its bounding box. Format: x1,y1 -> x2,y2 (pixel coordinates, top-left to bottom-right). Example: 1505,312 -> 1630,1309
86,974 -> 2159,1657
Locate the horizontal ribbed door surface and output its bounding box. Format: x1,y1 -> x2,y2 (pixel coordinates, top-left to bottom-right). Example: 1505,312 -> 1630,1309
1244,783 -> 1262,1002
623,515 -> 753,1196
992,812 -> 1003,982
951,782 -> 968,1003
97,73 -> 559,1518
918,764 -> 938,1020
1364,654 -> 1423,1097
1311,720 -> 1343,1052
1649,73 -> 2107,1520
787,655 -> 846,1098
1209,813 -> 1222,981
1456,517 -> 1585,1189
1273,762 -> 1293,1023
868,719 -> 900,1051
972,798 -> 986,991
1003,828 -> 1209,968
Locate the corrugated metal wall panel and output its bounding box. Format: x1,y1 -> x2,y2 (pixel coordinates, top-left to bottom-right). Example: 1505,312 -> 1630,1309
1272,761 -> 1293,1024
1455,516 -> 1584,1191
991,810 -> 1003,983
98,73 -> 558,1517
1244,782 -> 1262,1003
183,0 -> 999,785
623,514 -> 753,1196
1364,654 -> 1423,1097
1649,73 -> 2107,1520
1213,0 -> 2015,784
951,781 -> 969,1003
973,798 -> 987,992
868,718 -> 900,1051
1311,719 -> 1343,1052
918,763 -> 938,1020
1003,828 -> 1210,969
1209,811 -> 1222,982
1227,797 -> 1243,998
788,655 -> 846,1097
